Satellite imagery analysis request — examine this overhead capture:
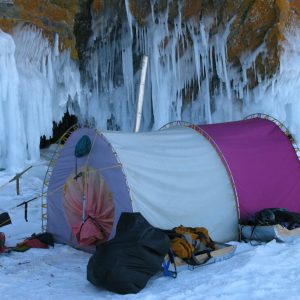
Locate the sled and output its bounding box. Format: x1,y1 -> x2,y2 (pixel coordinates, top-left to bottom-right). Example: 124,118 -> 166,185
171,242 -> 236,268
240,224 -> 300,243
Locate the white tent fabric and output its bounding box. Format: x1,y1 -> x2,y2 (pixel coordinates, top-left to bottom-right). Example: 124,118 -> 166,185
103,127 -> 239,242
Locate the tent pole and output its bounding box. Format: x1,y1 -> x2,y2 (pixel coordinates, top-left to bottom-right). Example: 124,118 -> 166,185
134,55 -> 149,133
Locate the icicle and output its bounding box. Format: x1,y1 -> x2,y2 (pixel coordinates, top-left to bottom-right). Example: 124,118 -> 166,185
53,33 -> 59,57
124,0 -> 134,38
56,7 -> 300,147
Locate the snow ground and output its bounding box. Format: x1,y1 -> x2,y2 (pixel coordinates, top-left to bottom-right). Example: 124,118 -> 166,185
1,159 -> 300,300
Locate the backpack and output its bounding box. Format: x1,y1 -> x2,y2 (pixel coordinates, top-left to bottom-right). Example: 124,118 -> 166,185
164,225 -> 216,266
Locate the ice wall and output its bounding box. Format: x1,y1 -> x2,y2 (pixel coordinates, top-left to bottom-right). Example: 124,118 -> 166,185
0,27 -> 81,171
239,27 -> 300,143
2,2 -> 300,170
0,30 -> 25,169
85,1 -> 300,145
84,2 -> 246,132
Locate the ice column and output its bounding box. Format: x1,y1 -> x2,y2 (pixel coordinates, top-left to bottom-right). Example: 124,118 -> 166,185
0,30 -> 25,170
0,26 -> 81,169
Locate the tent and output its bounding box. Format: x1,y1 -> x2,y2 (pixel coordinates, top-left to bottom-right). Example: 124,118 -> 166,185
45,117 -> 300,249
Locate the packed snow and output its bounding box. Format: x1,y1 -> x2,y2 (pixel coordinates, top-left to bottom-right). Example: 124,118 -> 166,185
1,158 -> 300,300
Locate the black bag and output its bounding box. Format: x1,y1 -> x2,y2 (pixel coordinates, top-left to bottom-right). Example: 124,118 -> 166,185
0,211 -> 11,228
87,212 -> 170,294
255,208 -> 300,229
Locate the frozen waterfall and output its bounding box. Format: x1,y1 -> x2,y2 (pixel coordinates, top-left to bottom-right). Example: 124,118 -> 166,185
1,5 -> 300,170
0,27 -> 81,171
0,30 -> 25,170
84,3 -> 300,142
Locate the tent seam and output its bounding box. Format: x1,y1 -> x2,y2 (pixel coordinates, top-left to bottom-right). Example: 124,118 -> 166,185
161,121 -> 240,239
191,125 -> 240,221
245,114 -> 300,161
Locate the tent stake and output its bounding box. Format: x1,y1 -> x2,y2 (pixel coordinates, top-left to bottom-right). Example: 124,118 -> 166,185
134,55 -> 149,133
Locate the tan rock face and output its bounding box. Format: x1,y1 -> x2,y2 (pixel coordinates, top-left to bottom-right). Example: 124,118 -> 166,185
0,0 -> 299,76
0,0 -> 80,59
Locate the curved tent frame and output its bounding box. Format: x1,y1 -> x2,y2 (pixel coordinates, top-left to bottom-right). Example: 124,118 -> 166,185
42,124 -> 79,232
160,121 -> 240,221
197,117 -> 300,220
245,113 -> 300,159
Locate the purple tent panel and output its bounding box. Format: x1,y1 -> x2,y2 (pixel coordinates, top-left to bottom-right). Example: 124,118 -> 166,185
197,118 -> 300,220
47,128 -> 133,249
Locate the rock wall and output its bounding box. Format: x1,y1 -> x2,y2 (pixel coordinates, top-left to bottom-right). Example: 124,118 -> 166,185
1,0 -> 300,168
0,0 -> 81,59
0,0 -> 299,79
125,0 -> 299,84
